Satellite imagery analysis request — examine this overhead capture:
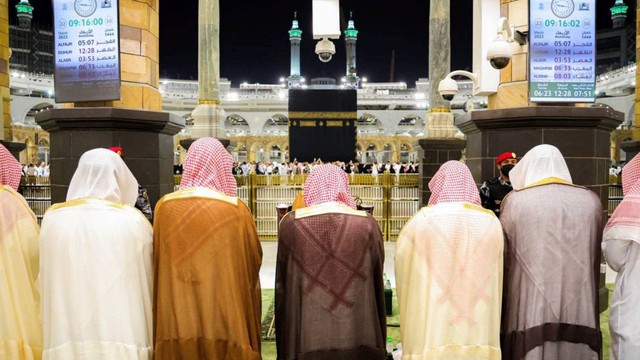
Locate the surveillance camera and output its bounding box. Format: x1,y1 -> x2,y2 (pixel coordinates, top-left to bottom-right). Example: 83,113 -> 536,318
438,76 -> 458,101
315,38 -> 336,63
486,37 -> 512,70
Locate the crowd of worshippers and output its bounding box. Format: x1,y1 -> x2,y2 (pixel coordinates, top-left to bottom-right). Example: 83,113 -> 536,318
224,159 -> 420,176
1,138 -> 638,360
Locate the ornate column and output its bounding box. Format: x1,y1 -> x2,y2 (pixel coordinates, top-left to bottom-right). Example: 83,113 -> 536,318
418,0 -> 466,205
190,0 -> 227,142
425,0 -> 457,138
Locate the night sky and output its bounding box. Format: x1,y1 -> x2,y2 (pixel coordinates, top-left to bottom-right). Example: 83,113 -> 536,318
14,1 -> 633,85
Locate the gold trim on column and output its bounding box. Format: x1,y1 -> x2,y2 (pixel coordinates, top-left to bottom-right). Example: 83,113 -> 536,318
428,107 -> 451,113
289,111 -> 358,119
198,100 -> 221,105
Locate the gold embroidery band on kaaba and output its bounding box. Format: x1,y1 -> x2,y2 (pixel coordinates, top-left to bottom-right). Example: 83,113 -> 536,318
289,111 -> 358,119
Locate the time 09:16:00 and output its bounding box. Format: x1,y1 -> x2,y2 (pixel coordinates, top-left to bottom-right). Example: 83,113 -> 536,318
68,18 -> 104,27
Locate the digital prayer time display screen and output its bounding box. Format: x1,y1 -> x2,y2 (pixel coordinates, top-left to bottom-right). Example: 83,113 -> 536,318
529,0 -> 595,103
53,0 -> 121,103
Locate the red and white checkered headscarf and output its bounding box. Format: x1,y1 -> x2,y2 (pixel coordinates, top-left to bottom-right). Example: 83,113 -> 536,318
0,144 -> 22,191
304,164 -> 356,209
428,161 -> 480,206
605,155 -> 640,236
179,137 -> 237,197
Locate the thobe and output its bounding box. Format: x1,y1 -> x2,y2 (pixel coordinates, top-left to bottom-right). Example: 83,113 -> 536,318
396,161 -> 504,360
153,137 -> 262,360
500,145 -> 602,360
603,153 -> 640,360
276,203 -> 387,359
0,186 -> 42,359
153,188 -> 262,360
39,149 -> 153,359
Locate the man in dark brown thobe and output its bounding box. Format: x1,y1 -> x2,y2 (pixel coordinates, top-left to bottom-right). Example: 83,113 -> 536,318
276,164 -> 387,359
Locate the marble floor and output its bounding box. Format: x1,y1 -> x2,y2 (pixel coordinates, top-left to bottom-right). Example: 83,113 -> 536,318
259,241 -> 617,289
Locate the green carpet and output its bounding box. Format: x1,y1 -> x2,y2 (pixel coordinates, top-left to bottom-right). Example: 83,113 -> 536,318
260,286 -> 614,360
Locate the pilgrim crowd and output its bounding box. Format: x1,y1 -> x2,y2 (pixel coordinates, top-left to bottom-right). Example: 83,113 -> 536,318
0,138 -> 638,360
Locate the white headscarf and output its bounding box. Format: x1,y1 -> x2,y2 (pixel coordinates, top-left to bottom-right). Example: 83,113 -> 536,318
66,148 -> 139,205
509,144 -> 572,190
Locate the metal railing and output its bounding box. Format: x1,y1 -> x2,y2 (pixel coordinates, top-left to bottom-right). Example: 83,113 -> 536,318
19,176 -> 51,225
17,176 -> 628,238
608,184 -> 623,217
174,173 -> 421,241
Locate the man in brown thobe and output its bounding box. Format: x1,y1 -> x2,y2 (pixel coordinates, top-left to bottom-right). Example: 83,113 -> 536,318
276,164 -> 387,359
500,145 -> 602,360
153,138 -> 262,360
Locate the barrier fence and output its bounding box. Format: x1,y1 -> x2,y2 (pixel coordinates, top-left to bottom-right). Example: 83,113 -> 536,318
18,177 -> 627,239
19,177 -> 51,225
174,173 -> 420,241
608,184 -> 623,216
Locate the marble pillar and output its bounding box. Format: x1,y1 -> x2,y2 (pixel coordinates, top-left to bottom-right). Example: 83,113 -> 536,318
191,0 -> 226,139
425,0 -> 457,138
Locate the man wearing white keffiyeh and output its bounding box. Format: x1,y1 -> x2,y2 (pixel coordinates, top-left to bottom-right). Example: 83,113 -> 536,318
500,145 -> 602,360
39,148 -> 153,359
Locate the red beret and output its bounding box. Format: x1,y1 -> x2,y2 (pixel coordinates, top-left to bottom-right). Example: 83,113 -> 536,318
496,151 -> 517,164
108,146 -> 124,157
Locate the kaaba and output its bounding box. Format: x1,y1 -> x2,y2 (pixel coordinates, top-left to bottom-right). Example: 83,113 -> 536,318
288,89 -> 357,163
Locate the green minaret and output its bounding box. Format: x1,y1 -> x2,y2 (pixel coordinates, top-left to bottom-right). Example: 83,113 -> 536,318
288,11 -> 302,87
344,12 -> 359,88
16,0 -> 34,28
611,0 -> 628,29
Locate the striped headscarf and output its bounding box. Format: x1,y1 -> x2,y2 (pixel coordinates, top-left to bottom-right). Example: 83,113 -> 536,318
179,137 -> 237,197
428,161 -> 480,206
0,144 -> 22,191
304,164 -> 356,209
605,155 -> 640,234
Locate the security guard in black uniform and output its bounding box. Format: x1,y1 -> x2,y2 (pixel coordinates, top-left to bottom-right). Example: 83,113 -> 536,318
480,151 -> 517,217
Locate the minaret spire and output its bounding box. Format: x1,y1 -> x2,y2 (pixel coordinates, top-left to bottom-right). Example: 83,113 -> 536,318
16,0 -> 34,28
344,11 -> 359,88
611,0 -> 629,29
288,11 -> 303,88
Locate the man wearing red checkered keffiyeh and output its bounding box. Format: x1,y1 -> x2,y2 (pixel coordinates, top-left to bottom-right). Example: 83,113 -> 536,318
603,154 -> 640,359
395,161 -> 504,359
179,137 -> 237,196
303,164 -> 356,208
0,144 -> 23,191
428,160 -> 481,206
0,143 -> 43,358
276,164 -> 386,359
153,137 -> 261,360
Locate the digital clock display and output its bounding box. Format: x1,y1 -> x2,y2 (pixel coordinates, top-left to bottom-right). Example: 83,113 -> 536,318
529,0 -> 595,103
53,0 -> 120,102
